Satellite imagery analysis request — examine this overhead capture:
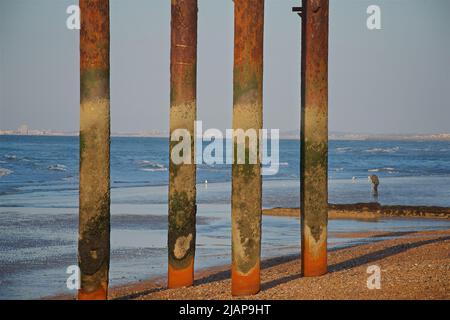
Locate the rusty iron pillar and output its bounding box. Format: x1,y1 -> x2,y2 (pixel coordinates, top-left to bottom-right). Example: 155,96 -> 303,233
168,0 -> 198,289
231,0 -> 264,296
297,0 -> 329,277
78,0 -> 111,300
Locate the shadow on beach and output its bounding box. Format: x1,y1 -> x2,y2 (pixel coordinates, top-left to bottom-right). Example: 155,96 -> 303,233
113,231 -> 449,299
261,234 -> 450,291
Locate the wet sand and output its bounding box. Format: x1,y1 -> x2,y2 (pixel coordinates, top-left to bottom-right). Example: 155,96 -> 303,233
53,228 -> 450,300
263,203 -> 450,220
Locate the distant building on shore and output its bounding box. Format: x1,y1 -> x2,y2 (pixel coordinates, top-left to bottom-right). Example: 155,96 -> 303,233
0,125 -> 77,136
18,124 -> 29,135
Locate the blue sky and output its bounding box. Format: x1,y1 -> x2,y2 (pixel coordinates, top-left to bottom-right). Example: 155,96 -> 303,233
0,0 -> 449,134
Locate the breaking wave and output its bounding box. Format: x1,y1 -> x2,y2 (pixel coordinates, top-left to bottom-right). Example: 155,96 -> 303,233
336,147 -> 352,153
4,154 -> 17,161
365,147 -> 399,153
138,161 -> 167,172
368,167 -> 396,173
47,164 -> 67,172
0,168 -> 13,177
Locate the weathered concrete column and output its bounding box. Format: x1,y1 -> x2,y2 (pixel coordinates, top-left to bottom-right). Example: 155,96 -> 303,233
231,0 -> 264,296
168,0 -> 198,289
78,0 -> 111,300
299,0 -> 329,277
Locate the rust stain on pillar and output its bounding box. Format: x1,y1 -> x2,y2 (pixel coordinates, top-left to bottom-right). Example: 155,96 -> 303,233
300,0 -> 329,277
168,0 -> 198,289
78,0 -> 111,300
231,0 -> 264,296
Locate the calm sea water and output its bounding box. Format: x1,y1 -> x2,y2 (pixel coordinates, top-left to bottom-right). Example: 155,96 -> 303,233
1,136 -> 449,299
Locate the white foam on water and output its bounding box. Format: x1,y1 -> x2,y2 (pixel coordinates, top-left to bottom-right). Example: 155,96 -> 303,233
368,167 -> 396,172
141,168 -> 167,172
365,147 -> 399,153
4,154 -> 17,160
0,168 -> 13,177
138,160 -> 167,172
336,147 -> 352,153
47,164 -> 67,172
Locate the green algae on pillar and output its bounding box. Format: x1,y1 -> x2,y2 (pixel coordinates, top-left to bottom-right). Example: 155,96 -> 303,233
231,0 -> 264,296
168,0 -> 198,289
299,0 -> 329,277
78,0 -> 111,300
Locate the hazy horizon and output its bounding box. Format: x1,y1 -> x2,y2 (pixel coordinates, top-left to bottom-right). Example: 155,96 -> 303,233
1,0 -> 449,135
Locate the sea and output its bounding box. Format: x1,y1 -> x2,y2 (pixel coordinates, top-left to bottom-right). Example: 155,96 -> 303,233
0,135 -> 449,299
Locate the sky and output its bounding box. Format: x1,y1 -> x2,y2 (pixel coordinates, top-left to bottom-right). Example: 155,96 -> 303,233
0,0 -> 449,134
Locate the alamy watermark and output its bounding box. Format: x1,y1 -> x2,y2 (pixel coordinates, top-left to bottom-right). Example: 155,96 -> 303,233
66,5 -> 80,30
68,4 -> 383,31
366,265 -> 381,289
172,121 -> 280,176
367,5 -> 382,30
66,265 -> 80,290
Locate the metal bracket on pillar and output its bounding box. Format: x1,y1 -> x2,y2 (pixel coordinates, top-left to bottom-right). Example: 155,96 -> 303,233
292,6 -> 303,17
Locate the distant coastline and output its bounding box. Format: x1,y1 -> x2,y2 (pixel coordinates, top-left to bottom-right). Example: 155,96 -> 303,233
1,129 -> 450,141
0,130 -> 168,138
281,130 -> 450,141
328,132 -> 450,141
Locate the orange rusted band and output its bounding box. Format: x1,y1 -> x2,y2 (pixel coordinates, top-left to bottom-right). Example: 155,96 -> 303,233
168,259 -> 194,289
78,286 -> 107,300
302,239 -> 327,277
231,263 -> 260,296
